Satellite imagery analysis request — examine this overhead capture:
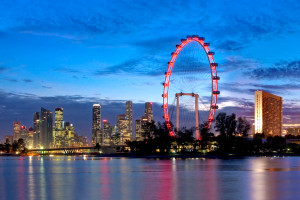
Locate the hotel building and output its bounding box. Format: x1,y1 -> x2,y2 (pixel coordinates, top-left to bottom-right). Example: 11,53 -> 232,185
254,90 -> 282,136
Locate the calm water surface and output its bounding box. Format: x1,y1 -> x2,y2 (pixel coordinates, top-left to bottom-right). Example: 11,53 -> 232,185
0,156 -> 300,200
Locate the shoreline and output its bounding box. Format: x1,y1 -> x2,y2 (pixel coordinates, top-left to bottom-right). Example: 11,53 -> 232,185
1,153 -> 300,159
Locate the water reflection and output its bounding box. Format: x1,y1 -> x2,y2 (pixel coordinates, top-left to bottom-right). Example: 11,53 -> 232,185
0,157 -> 300,200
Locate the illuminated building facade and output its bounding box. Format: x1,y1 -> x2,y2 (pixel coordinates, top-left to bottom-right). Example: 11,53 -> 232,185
135,102 -> 154,141
33,112 -> 40,148
92,104 -> 101,146
286,128 -> 300,136
102,120 -> 113,146
126,101 -> 133,138
145,102 -> 153,122
13,121 -> 21,141
254,91 -> 282,136
40,107 -> 53,148
116,114 -> 129,145
53,107 -> 66,147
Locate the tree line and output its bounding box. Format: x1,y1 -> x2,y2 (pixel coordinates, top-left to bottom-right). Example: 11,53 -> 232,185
127,112 -> 300,156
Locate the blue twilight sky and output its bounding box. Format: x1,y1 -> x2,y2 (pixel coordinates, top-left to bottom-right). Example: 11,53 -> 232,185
0,0 -> 300,140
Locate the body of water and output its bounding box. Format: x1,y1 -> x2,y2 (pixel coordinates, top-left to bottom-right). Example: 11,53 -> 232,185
0,156 -> 300,200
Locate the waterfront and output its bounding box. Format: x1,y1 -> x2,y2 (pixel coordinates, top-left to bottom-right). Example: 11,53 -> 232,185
0,157 -> 300,200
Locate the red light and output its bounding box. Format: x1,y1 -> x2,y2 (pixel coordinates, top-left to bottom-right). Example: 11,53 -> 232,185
150,102 -> 152,105
103,120 -> 107,123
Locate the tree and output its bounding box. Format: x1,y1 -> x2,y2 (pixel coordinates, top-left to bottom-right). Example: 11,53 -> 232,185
214,113 -> 237,137
95,143 -> 101,151
236,117 -> 251,137
142,121 -> 157,140
214,113 -> 227,136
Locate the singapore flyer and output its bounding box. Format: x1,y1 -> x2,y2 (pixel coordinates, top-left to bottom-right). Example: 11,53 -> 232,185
162,35 -> 220,140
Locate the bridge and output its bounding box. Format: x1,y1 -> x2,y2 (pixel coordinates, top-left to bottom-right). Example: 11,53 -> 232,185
29,145 -> 128,155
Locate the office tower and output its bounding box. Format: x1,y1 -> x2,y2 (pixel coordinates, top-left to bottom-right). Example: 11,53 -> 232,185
53,107 -> 65,147
145,102 -> 153,122
102,120 -> 113,146
254,90 -> 283,136
33,112 -> 40,148
135,102 -> 154,141
13,121 -> 21,141
40,107 -> 53,148
65,122 -> 75,147
135,119 -> 142,141
54,108 -> 63,129
19,125 -> 29,144
116,114 -> 128,145
92,104 -> 101,146
126,101 -> 133,138
27,127 -> 34,148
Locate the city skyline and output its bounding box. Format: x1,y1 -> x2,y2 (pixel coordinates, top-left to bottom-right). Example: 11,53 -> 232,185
1,0 -> 300,139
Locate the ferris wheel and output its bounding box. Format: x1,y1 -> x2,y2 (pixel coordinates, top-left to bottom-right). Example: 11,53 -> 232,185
162,35 -> 220,139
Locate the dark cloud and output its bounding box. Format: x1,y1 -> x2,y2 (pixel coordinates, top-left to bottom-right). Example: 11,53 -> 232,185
247,60 -> 300,80
0,0 -> 298,49
54,67 -> 81,74
0,90 -> 165,140
94,57 -> 166,76
23,79 -> 33,83
0,77 -> 18,82
0,66 -> 9,73
42,86 -> 52,89
221,56 -> 259,73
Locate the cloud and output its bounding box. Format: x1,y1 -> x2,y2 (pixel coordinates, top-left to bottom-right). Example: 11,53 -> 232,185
0,77 -> 18,82
54,67 -> 81,74
23,79 -> 33,83
0,66 -> 9,73
94,56 -> 166,76
0,0 -> 298,49
0,90 -> 165,140
247,60 -> 300,80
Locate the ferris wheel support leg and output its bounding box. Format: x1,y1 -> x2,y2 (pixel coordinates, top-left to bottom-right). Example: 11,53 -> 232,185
176,95 -> 179,136
195,95 -> 200,140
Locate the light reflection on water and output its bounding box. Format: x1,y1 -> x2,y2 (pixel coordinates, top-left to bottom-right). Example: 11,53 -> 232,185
0,157 -> 300,200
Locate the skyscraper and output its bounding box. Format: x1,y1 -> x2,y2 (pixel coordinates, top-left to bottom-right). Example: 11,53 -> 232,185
145,102 -> 153,122
254,90 -> 283,136
92,104 -> 101,146
102,120 -> 113,146
13,121 -> 21,141
135,102 -> 154,141
54,108 -> 63,129
40,107 -> 53,148
33,112 -> 40,148
116,114 -> 131,145
126,101 -> 133,138
53,107 -> 65,147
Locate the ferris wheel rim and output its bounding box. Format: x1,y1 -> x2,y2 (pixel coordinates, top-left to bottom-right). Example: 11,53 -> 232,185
162,35 -> 220,137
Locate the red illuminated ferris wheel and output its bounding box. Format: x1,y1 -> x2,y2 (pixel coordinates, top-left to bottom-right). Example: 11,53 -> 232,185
162,35 -> 220,139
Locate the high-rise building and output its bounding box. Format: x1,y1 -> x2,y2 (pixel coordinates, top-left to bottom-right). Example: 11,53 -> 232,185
102,120 -> 113,146
27,127 -> 34,149
145,102 -> 153,122
135,119 -> 142,141
126,101 -> 133,137
92,104 -> 101,146
135,102 -> 154,141
116,114 -> 128,145
40,107 -> 53,148
254,91 -> 282,136
33,112 -> 40,148
54,108 -> 63,129
65,122 -> 75,147
53,107 -> 65,148
13,121 -> 21,141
